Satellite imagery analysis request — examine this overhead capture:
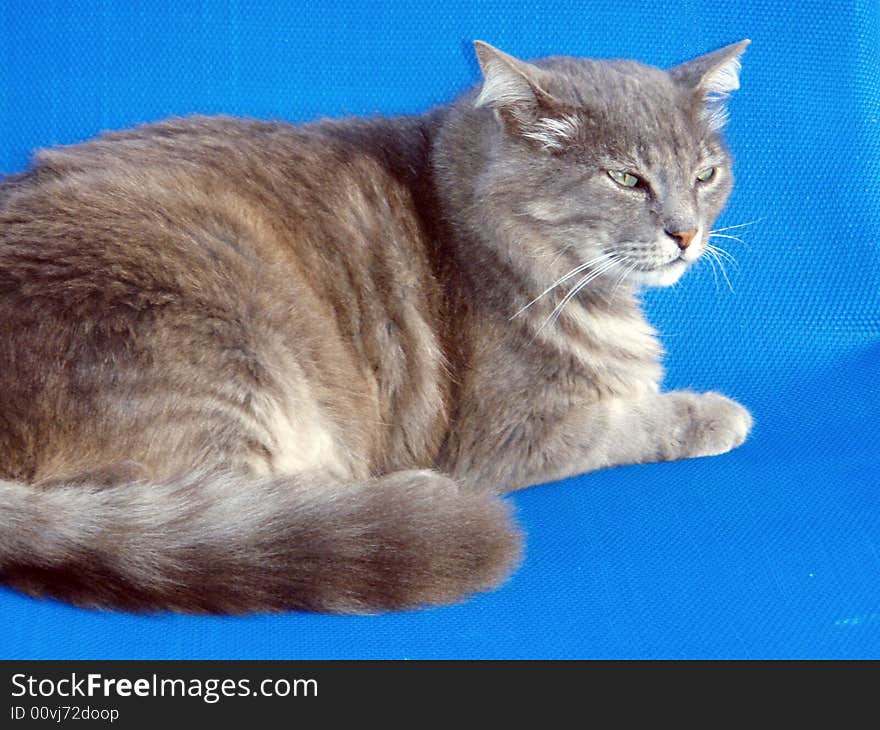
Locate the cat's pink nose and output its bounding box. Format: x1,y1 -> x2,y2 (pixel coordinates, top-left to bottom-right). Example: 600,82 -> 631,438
668,229 -> 698,251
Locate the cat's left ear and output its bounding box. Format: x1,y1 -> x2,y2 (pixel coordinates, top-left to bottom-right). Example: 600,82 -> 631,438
669,40 -> 750,131
473,41 -> 578,152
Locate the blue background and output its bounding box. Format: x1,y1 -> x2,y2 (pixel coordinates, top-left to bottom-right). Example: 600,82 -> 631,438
1,0 -> 878,659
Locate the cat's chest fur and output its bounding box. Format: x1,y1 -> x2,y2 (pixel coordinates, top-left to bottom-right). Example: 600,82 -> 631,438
538,298 -> 664,401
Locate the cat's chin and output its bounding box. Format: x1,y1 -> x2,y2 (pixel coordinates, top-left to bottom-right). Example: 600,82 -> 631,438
627,260 -> 688,288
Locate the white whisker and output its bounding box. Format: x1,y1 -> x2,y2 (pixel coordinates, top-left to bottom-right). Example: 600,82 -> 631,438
610,256 -> 637,298
710,218 -> 764,233
708,253 -> 720,292
705,247 -> 734,292
538,257 -> 620,331
705,242 -> 739,268
510,252 -> 614,320
709,232 -> 749,247
544,243 -> 574,268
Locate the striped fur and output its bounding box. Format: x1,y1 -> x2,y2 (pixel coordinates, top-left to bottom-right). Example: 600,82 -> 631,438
0,42 -> 750,613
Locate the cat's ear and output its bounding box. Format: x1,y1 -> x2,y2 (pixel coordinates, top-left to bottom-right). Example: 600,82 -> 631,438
473,41 -> 577,152
669,40 -> 750,132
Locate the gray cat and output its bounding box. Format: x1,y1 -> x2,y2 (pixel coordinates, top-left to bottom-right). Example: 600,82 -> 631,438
0,40 -> 751,613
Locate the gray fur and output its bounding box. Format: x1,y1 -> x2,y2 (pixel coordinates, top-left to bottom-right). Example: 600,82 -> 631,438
0,41 -> 751,613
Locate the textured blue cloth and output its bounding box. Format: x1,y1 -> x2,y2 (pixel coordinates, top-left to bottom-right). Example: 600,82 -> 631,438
1,0 -> 878,659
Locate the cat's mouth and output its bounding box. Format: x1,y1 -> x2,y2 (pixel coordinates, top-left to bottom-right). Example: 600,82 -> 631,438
633,257 -> 686,273
627,257 -> 688,288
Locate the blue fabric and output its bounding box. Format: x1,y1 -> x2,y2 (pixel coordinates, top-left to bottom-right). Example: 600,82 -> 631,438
1,0 -> 878,659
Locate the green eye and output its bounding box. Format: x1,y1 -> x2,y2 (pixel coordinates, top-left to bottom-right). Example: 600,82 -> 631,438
608,169 -> 639,187
696,167 -> 716,182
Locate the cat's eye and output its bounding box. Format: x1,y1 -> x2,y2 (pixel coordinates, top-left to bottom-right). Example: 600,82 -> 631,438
608,169 -> 639,188
696,167 -> 716,183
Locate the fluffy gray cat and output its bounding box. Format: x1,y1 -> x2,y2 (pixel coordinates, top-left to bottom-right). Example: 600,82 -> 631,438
0,40 -> 751,613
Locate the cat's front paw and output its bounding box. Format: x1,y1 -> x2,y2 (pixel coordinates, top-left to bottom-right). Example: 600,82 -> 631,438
664,391 -> 752,460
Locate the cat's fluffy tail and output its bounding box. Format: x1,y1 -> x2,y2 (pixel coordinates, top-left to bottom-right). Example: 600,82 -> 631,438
0,469 -> 521,614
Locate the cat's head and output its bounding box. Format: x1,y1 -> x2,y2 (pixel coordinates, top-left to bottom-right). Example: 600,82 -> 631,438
472,40 -> 749,288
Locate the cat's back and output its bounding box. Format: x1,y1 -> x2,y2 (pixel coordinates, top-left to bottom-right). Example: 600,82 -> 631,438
0,115 -> 449,482
0,113 -> 443,322
2,114 -> 429,284
0,114 -> 439,354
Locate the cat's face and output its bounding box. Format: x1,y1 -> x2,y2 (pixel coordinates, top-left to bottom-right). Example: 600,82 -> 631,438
474,41 -> 748,288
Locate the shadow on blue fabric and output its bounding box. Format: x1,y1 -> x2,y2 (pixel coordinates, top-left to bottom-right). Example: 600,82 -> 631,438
1,0 -> 878,659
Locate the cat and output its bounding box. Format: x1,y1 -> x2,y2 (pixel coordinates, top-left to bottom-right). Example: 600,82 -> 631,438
0,40 -> 752,614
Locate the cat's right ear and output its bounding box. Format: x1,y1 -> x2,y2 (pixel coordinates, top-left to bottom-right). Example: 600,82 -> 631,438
473,41 -> 577,152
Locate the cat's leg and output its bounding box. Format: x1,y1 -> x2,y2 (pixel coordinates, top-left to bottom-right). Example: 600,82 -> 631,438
450,390 -> 751,493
